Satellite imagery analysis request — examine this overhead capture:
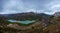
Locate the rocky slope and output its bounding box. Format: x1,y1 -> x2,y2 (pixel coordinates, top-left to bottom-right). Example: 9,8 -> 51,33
54,12 -> 60,17
0,12 -> 56,33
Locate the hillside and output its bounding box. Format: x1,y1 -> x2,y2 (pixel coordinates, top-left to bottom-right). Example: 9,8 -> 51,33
0,12 -> 50,20
43,12 -> 60,33
1,12 -> 59,33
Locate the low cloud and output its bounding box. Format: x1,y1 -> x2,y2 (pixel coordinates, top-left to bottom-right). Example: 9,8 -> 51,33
0,0 -> 60,15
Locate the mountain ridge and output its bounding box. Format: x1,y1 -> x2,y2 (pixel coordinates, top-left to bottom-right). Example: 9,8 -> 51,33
0,12 -> 50,21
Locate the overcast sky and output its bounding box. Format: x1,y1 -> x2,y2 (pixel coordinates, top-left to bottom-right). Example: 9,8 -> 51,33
0,0 -> 60,15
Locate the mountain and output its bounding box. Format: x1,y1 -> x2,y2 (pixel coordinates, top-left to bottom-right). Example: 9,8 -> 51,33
0,12 -> 50,21
1,12 -> 60,33
54,12 -> 60,17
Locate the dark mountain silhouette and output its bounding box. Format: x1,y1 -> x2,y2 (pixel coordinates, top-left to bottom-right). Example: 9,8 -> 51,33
0,12 -> 50,21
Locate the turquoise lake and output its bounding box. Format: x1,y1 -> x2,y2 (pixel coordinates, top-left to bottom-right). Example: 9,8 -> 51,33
8,20 -> 35,24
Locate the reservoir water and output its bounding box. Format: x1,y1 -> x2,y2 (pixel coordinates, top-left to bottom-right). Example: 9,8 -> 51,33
8,20 -> 35,24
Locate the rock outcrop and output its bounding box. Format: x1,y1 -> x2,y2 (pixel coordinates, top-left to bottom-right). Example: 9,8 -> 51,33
54,12 -> 60,17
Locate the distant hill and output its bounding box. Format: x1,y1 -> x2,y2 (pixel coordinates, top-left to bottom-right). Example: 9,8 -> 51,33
0,12 -> 50,21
